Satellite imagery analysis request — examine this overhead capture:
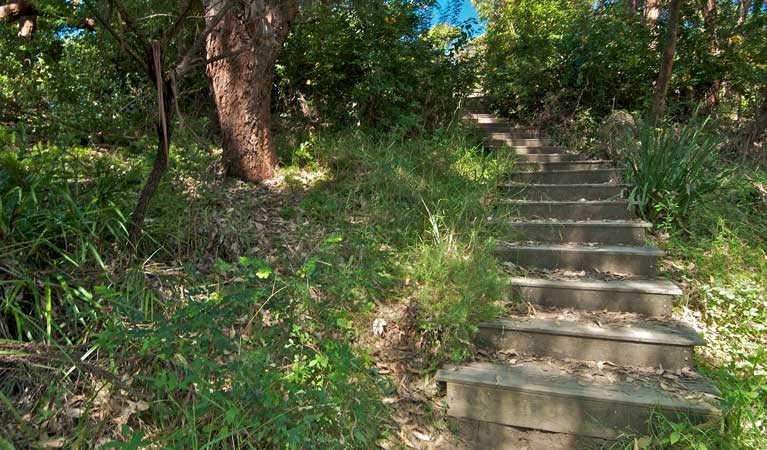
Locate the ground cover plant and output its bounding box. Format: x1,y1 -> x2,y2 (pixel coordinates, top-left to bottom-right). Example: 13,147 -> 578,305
1,117 -> 511,448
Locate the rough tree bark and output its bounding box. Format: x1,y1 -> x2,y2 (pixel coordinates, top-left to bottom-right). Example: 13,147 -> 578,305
204,0 -> 299,183
650,0 -> 683,124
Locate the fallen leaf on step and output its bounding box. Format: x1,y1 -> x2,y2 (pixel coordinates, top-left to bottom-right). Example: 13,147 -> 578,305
597,360 -> 617,370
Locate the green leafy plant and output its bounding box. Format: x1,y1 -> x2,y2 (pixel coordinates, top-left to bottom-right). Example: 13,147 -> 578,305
412,213 -> 504,362
622,117 -> 724,228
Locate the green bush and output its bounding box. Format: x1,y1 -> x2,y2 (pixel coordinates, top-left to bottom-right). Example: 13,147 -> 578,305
276,1 -> 477,130
1,136 -> 131,343
477,0 -> 767,128
622,117 -> 723,229
413,224 -> 503,362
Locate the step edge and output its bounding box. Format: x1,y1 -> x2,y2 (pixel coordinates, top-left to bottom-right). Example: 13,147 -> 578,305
518,159 -> 611,163
500,183 -> 631,188
509,276 -> 682,295
436,363 -> 721,415
509,169 -> 622,175
498,200 -> 630,205
496,243 -> 665,257
504,220 -> 652,228
479,318 -> 705,346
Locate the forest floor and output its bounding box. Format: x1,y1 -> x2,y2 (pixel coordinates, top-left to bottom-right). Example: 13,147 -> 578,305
1,120 -> 766,449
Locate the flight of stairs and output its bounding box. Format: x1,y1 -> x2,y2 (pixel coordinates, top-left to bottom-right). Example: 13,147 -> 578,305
437,98 -> 721,449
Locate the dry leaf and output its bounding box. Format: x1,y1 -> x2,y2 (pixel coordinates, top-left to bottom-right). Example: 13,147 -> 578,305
373,318 -> 387,337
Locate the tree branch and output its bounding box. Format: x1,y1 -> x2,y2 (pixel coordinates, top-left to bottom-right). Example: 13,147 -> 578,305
0,1 -> 35,22
109,0 -> 151,51
173,0 -> 233,79
161,0 -> 196,49
176,37 -> 260,78
82,0 -> 149,73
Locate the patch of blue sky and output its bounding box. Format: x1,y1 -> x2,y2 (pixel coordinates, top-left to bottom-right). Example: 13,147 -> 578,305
432,0 -> 485,36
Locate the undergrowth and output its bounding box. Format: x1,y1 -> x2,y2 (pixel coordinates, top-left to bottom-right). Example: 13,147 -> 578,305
1,122 -> 507,448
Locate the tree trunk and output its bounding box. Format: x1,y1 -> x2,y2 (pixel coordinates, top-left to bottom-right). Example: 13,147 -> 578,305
204,1 -> 299,183
701,0 -> 718,48
651,0 -> 683,124
130,45 -> 174,240
700,0 -> 722,111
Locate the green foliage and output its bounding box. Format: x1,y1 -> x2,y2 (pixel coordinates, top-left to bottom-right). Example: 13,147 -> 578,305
293,126 -> 509,361
481,0 -> 589,118
413,225 -> 503,362
622,117 -> 723,228
276,1 -> 478,130
615,170 -> 767,449
478,0 -> 767,127
2,122 -> 510,448
0,26 -> 149,145
98,261 -> 385,449
1,128 -> 132,343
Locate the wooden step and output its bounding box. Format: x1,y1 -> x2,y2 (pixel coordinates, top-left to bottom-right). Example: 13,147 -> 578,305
510,276 -> 680,316
454,419 -> 607,450
464,97 -> 488,109
436,361 -> 720,440
485,132 -> 551,142
517,160 -> 613,171
474,121 -> 534,129
500,183 -> 627,201
511,146 -> 568,155
515,153 -> 580,163
509,169 -> 622,184
463,113 -> 505,122
497,200 -> 633,220
475,123 -> 540,137
478,312 -> 704,370
487,138 -> 552,148
488,142 -> 566,153
495,243 -> 663,276
503,220 -> 649,245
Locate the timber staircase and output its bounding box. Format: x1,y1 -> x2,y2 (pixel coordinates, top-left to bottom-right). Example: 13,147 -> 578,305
437,98 -> 721,449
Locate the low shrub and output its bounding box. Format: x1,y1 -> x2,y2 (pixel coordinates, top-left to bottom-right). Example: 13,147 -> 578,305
621,117 -> 723,229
